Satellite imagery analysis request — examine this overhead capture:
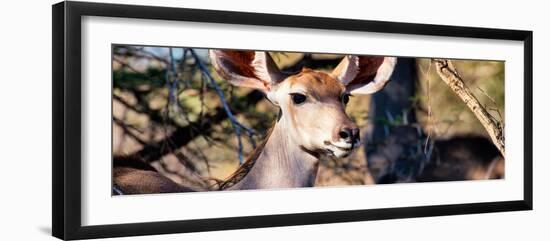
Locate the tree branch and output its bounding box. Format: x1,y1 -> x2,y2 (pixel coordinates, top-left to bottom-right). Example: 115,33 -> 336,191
190,49 -> 256,164
432,59 -> 505,156
114,89 -> 264,163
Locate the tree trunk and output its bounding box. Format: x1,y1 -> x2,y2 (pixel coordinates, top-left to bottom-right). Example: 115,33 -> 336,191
364,58 -> 422,183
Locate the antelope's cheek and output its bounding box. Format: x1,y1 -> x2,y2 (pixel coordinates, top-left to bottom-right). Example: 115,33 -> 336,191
310,128 -> 332,147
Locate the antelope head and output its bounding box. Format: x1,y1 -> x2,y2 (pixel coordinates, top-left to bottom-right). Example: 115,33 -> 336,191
210,50 -> 396,158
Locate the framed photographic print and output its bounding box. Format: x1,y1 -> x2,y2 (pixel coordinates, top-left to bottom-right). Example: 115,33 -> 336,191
52,1 -> 533,240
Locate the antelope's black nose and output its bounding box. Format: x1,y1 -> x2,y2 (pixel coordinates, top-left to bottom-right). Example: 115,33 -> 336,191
338,127 -> 360,143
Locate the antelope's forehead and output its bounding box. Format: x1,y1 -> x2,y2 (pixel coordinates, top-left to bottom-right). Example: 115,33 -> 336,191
287,70 -> 345,98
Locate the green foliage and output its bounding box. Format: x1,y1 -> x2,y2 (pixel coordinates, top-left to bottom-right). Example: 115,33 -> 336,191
113,68 -> 165,90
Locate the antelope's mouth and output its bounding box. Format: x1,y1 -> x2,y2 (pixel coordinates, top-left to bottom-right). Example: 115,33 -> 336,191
324,140 -> 361,158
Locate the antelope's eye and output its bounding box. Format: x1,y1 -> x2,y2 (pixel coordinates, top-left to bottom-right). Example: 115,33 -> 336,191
290,93 -> 307,105
341,93 -> 351,105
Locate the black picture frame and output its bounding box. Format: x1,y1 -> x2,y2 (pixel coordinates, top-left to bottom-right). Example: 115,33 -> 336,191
52,1 -> 533,240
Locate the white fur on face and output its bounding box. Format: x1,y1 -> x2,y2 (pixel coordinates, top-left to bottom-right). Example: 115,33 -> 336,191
325,139 -> 362,158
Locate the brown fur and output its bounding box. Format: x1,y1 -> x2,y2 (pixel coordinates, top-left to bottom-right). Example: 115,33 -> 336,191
289,69 -> 346,101
114,166 -> 194,194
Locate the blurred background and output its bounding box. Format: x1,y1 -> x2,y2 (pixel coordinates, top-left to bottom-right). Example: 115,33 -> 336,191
112,45 -> 504,192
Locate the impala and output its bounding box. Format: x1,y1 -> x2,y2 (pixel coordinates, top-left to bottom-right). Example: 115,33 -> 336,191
114,50 -> 396,194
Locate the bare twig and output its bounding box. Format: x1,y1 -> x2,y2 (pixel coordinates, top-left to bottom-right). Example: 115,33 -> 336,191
189,49 -> 255,164
128,46 -> 170,65
112,184 -> 124,195
113,117 -> 147,145
432,59 -> 505,156
423,61 -> 434,154
476,86 -> 504,122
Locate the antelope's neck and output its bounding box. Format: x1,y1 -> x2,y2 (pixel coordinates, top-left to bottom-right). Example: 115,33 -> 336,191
228,120 -> 320,190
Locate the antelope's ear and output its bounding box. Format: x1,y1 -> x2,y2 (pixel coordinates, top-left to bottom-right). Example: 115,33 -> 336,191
332,55 -> 397,95
209,50 -> 286,93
